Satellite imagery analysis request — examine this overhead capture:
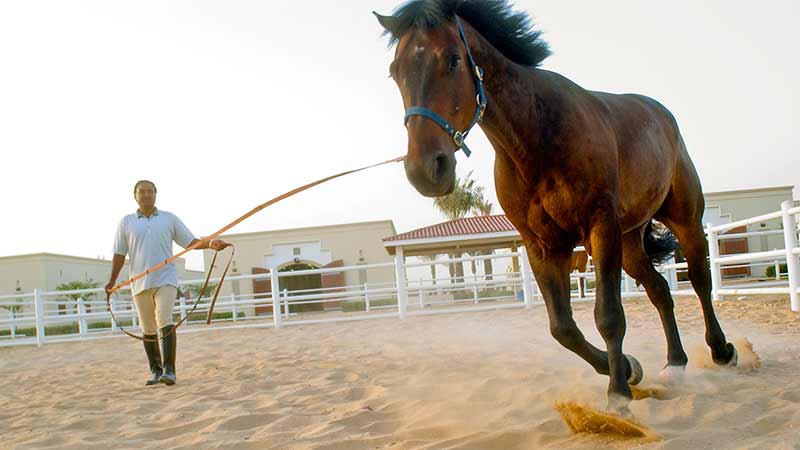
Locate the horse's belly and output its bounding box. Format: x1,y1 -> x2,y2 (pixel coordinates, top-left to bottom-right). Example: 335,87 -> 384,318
617,156 -> 674,231
615,112 -> 679,230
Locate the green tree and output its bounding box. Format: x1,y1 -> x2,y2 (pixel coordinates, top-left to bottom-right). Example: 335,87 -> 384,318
471,197 -> 495,281
56,280 -> 100,300
419,254 -> 439,286
56,279 -> 100,314
0,288 -> 24,317
433,171 -> 484,221
472,196 -> 493,217
432,171 -> 486,283
185,283 -> 218,299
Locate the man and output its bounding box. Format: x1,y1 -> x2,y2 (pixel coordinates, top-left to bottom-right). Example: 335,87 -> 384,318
105,180 -> 230,386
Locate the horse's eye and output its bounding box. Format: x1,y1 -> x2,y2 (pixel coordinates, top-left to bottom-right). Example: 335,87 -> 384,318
448,55 -> 461,72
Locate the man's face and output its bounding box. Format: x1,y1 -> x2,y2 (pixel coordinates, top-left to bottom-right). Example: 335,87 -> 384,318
134,183 -> 157,209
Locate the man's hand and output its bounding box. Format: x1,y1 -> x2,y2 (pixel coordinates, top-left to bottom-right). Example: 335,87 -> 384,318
208,239 -> 232,251
105,280 -> 116,295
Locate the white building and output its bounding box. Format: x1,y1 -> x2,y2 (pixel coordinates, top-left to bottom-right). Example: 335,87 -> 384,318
703,185 -> 795,277
0,253 -> 203,316
202,220 -> 397,315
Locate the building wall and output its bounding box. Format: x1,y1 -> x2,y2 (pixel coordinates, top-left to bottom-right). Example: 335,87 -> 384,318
703,186 -> 794,277
1,221 -> 396,320
203,220 -> 397,303
0,253 -> 202,316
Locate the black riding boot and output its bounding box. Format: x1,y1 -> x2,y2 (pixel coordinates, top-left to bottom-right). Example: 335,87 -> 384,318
158,325 -> 177,386
143,334 -> 163,386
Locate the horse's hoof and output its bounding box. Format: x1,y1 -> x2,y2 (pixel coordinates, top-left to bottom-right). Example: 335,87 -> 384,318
727,345 -> 738,367
713,343 -> 738,367
607,394 -> 634,418
626,354 -> 644,386
658,365 -> 686,385
614,405 -> 634,419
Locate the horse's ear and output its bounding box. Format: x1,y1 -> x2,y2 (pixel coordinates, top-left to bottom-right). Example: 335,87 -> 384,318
373,11 -> 399,35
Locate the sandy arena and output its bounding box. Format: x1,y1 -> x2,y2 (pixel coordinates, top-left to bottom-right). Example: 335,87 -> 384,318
2,295 -> 799,450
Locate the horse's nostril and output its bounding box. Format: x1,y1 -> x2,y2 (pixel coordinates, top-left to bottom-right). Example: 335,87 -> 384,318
433,153 -> 449,180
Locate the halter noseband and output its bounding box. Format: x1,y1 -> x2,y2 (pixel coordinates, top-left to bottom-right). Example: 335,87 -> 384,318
403,17 -> 487,157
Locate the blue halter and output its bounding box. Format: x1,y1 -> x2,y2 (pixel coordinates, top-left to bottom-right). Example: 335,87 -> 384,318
403,17 -> 487,157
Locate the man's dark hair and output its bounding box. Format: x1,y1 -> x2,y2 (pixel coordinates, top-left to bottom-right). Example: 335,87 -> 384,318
133,180 -> 157,194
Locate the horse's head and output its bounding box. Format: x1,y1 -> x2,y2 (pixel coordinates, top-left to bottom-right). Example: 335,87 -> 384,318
376,12 -> 485,197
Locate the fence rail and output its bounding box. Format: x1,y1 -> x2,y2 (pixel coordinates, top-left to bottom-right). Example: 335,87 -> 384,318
2,201 -> 798,348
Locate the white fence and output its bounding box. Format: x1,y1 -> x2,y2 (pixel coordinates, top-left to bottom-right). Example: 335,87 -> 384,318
2,201 -> 798,348
0,250 -> 536,347
657,200 -> 800,310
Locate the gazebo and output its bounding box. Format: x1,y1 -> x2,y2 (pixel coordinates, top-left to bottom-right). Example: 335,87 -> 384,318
382,214 -> 523,257
382,215 -> 538,316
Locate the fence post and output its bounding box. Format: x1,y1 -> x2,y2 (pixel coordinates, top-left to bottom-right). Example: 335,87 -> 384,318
270,267 -> 282,328
110,295 -> 118,333
774,259 -> 781,280
472,273 -> 479,304
519,248 -> 533,308
781,200 -> 799,311
10,308 -> 16,338
623,271 -> 633,293
666,256 -> 679,291
394,246 -> 408,319
231,293 -> 238,322
283,288 -> 289,318
34,289 -> 45,346
707,226 -> 723,301
77,297 -> 88,337
363,283 -> 371,312
420,287 -> 426,309
179,296 -> 188,321
131,298 -> 138,329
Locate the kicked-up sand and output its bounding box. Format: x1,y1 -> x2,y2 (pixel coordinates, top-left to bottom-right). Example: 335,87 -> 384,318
1,295 -> 799,450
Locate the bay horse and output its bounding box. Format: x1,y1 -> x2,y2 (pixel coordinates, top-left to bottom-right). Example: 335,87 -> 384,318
375,0 -> 738,414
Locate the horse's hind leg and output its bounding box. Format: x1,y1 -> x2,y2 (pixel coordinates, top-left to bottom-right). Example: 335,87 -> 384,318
657,178 -> 737,365
661,219 -> 736,364
621,228 -> 688,368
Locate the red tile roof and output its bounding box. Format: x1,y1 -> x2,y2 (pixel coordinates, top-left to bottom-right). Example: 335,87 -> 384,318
383,215 -> 518,243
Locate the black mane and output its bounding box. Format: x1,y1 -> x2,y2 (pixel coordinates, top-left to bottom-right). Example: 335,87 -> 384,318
382,0 -> 551,67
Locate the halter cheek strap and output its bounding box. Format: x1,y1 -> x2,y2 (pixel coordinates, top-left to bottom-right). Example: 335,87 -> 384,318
403,16 -> 487,157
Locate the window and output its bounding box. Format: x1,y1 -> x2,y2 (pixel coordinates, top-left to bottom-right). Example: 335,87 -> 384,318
293,247 -> 301,256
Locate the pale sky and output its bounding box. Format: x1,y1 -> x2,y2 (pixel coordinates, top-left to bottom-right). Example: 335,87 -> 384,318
1,1 -> 797,270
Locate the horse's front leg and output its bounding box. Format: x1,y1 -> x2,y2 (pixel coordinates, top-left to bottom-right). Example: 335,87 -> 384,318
525,242 -> 611,376
588,209 -> 635,414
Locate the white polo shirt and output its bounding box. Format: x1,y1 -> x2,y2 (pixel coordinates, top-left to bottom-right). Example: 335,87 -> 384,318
113,208 -> 197,295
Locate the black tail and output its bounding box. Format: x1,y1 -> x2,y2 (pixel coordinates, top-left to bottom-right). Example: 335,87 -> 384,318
643,220 -> 680,266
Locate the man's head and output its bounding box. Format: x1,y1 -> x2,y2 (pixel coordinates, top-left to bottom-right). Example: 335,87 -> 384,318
133,180 -> 157,210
